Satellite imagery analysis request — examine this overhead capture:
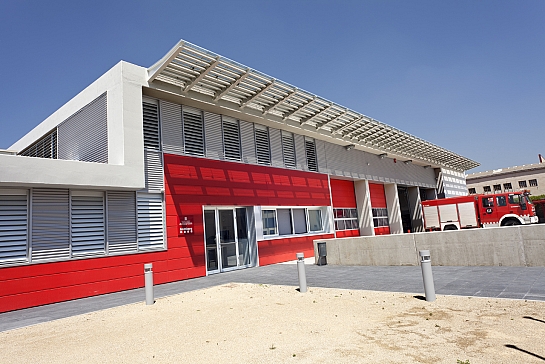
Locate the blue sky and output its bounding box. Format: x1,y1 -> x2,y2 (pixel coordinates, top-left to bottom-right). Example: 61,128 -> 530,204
1,0 -> 543,173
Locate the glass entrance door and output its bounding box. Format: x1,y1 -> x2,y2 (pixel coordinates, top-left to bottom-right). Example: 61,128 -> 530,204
204,207 -> 251,274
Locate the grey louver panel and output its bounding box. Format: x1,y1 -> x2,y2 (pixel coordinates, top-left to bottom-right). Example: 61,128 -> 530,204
222,116 -> 241,161
316,140 -> 329,174
137,193 -> 164,251
294,134 -> 306,170
0,193 -> 28,263
204,112 -> 223,160
269,128 -> 283,168
254,126 -> 271,165
143,101 -> 160,150
31,189 -> 70,262
107,191 -> 137,254
183,107 -> 205,156
58,93 -> 108,163
144,150 -> 164,192
71,193 -> 105,257
240,120 -> 257,164
305,138 -> 318,172
161,101 -> 183,154
281,131 -> 296,168
19,129 -> 57,159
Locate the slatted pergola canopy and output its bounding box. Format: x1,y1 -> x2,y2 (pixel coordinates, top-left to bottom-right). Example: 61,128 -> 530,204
148,40 -> 479,171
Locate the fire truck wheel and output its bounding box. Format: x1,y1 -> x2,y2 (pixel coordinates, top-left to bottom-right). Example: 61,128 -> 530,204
443,225 -> 458,231
502,219 -> 520,227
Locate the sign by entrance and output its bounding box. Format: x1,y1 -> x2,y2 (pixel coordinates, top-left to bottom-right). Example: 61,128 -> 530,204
179,216 -> 194,236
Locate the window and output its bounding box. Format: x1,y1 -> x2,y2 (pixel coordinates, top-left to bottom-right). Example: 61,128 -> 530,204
261,207 -> 325,236
292,208 -> 308,234
143,101 -> 160,150
503,183 -> 513,192
137,193 -> 165,251
183,108 -> 205,156
0,191 -> 28,263
19,129 -> 57,159
529,179 -> 538,187
334,208 -> 358,231
305,138 -> 318,172
482,197 -> 494,208
508,194 -> 522,204
262,210 -> 277,235
493,184 -> 502,192
519,180 -> 527,188
483,186 -> 491,193
372,208 -> 389,228
71,191 -> 105,257
468,188 -> 476,194
0,189 -> 163,268
277,209 -> 292,235
254,125 -> 271,165
308,210 -> 323,232
222,117 -> 241,161
281,131 -> 296,168
496,195 -> 507,207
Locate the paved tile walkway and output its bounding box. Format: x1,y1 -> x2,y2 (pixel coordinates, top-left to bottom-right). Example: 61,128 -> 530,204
1,264 -> 544,332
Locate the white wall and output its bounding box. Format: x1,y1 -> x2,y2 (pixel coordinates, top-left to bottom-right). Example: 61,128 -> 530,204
3,62 -> 147,190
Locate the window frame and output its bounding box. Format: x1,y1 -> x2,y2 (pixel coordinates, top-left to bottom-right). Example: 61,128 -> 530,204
529,179 -> 538,187
333,208 -> 358,231
260,206 -> 327,239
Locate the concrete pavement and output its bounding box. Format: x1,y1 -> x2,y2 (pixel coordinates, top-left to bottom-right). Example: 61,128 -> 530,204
1,263 -> 544,332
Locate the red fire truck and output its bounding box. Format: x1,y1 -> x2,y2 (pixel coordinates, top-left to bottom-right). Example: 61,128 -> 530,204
422,191 -> 538,231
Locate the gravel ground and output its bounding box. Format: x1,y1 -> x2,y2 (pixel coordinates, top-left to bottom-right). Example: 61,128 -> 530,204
1,283 -> 544,363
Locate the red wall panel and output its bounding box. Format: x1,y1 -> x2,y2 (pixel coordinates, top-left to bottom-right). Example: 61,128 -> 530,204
369,183 -> 387,207
335,229 -> 360,238
330,179 -> 356,208
369,183 -> 391,235
164,154 -> 333,272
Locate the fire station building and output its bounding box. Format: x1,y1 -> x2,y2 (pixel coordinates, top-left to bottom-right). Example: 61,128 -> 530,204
0,40 -> 479,312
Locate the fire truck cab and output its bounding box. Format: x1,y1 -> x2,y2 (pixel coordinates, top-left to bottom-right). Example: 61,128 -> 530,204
422,191 -> 537,231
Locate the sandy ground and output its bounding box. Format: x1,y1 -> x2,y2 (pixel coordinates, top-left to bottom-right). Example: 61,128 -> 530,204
1,283 -> 544,364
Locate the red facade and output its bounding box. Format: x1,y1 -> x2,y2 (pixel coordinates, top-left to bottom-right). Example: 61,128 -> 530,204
164,154 -> 334,266
0,155 -> 336,313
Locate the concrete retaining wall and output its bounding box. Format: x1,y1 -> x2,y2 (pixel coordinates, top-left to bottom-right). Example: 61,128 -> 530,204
314,224 -> 545,267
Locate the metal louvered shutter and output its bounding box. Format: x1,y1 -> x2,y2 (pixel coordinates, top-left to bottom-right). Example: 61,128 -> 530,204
305,138 -> 318,172
144,150 -> 164,192
107,191 -> 137,254
143,101 -> 160,150
254,125 -> 271,165
160,101 -> 183,154
269,128 -> 283,168
31,189 -> 70,262
183,107 -> 205,156
222,117 -> 241,161
19,129 -> 57,159
58,93 -> 108,163
316,140 -> 329,174
0,191 -> 28,264
204,112 -> 223,160
294,134 -> 307,170
282,131 -> 296,168
240,120 -> 256,164
71,192 -> 105,257
137,193 -> 164,251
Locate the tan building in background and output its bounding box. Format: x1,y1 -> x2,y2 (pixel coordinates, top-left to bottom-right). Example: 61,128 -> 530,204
466,155 -> 545,198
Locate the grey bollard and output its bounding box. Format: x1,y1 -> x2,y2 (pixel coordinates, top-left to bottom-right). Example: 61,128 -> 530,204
144,263 -> 154,305
296,252 -> 307,293
419,250 -> 436,302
